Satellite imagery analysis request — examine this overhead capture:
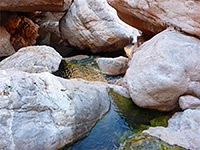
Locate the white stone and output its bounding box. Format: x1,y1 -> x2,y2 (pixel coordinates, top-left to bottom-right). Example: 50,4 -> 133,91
96,56 -> 128,75
124,29 -> 200,111
60,0 -> 139,53
0,69 -> 111,150
0,26 -> 15,57
179,95 -> 200,110
144,109 -> 200,150
0,45 -> 62,73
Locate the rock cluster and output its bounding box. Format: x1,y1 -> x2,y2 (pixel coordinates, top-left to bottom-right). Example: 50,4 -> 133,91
0,0 -> 200,149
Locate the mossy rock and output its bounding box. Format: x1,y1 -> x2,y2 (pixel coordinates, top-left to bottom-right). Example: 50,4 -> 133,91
57,58 -> 122,84
119,133 -> 187,150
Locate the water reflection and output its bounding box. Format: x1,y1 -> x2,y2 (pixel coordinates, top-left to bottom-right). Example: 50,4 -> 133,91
58,57 -> 172,150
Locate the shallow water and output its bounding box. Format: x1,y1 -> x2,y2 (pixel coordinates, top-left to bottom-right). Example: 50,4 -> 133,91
57,57 -> 172,150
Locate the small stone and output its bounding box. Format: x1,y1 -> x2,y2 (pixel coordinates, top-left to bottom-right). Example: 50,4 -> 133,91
96,56 -> 128,75
179,95 -> 200,110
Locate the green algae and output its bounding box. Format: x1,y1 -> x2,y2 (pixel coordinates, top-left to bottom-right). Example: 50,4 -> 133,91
119,133 -> 187,150
58,57 -> 123,84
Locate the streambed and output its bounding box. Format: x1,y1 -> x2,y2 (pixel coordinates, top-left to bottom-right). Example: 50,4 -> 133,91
56,57 -> 184,150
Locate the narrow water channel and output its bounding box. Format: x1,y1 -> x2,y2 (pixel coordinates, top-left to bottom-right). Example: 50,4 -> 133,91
55,56 -> 177,150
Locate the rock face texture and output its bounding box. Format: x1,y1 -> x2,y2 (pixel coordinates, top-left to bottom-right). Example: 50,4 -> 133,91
144,109 -> 200,150
107,0 -> 200,38
60,0 -> 139,53
4,15 -> 39,51
96,56 -> 128,75
0,0 -> 72,12
124,29 -> 200,111
0,26 -> 15,57
0,69 -> 111,150
0,46 -> 62,73
179,95 -> 200,110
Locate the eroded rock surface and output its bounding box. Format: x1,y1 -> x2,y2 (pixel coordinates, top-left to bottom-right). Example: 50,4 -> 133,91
0,69 -> 111,150
0,45 -> 62,73
124,29 -> 200,111
0,26 -> 15,57
108,0 -> 200,38
144,109 -> 200,150
4,14 -> 39,51
60,0 -> 139,53
0,0 -> 72,12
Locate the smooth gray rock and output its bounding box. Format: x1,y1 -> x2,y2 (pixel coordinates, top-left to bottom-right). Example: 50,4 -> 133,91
0,69 -> 111,150
0,45 -> 62,73
124,29 -> 200,111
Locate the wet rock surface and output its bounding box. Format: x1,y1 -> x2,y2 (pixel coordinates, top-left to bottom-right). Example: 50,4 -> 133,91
144,109 -> 200,150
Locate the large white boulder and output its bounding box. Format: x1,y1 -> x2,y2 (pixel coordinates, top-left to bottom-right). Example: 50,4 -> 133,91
124,29 -> 200,111
144,109 -> 200,150
0,45 -> 62,73
60,0 -> 139,53
0,69 -> 111,150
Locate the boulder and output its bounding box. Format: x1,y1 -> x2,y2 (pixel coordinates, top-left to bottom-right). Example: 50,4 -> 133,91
0,45 -> 62,73
179,95 -> 200,110
60,0 -> 139,53
107,0 -> 200,38
124,29 -> 200,111
0,26 -> 15,57
0,0 -> 72,12
96,56 -> 128,75
0,69 -> 111,150
144,109 -> 200,150
4,14 -> 39,51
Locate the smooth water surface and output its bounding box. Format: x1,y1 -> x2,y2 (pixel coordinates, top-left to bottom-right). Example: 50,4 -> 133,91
57,57 -> 172,150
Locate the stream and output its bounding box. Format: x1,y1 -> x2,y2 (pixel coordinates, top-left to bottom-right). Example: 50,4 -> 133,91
53,56 -> 183,150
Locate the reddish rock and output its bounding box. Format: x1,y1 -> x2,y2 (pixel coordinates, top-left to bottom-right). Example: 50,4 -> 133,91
108,0 -> 200,38
4,14 -> 39,51
0,0 -> 72,12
